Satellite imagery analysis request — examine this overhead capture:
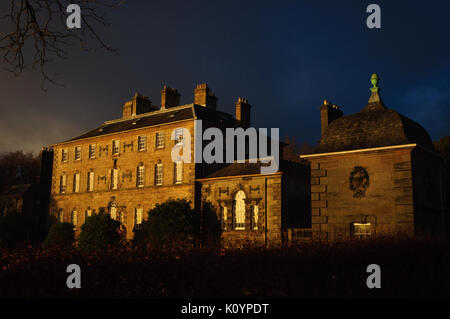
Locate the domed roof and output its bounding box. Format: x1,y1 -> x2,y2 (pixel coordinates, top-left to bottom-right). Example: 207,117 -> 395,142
316,82 -> 434,153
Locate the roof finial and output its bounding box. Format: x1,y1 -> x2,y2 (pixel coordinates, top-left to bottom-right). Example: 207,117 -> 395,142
370,73 -> 380,93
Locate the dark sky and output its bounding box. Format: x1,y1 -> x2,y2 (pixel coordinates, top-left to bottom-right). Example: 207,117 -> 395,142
0,0 -> 449,153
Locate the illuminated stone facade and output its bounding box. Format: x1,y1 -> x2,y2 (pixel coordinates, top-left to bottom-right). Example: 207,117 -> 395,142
300,77 -> 448,240
48,77 -> 448,243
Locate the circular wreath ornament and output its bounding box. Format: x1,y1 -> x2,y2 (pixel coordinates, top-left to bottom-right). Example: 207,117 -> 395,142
349,166 -> 370,198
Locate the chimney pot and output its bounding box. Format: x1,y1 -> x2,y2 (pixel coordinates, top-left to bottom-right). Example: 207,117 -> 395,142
122,92 -> 157,118
194,83 -> 217,110
320,100 -> 343,137
161,86 -> 180,110
236,97 -> 251,128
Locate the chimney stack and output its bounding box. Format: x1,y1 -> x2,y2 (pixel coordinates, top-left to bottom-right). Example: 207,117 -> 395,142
235,97 -> 251,128
194,83 -> 217,110
320,100 -> 343,137
122,92 -> 157,118
161,86 -> 180,110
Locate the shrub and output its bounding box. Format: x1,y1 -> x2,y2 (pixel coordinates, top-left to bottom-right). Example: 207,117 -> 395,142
43,222 -> 74,249
200,201 -> 222,246
134,199 -> 201,249
0,211 -> 30,248
78,212 -> 122,252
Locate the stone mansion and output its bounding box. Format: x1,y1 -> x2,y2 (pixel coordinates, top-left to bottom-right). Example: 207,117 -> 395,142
47,76 -> 448,243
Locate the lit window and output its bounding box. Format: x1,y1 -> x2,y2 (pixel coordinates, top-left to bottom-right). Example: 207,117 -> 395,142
138,136 -> 147,151
156,132 -> 165,148
61,149 -> 68,163
74,146 -> 81,161
58,209 -> 64,223
154,163 -> 163,185
110,205 -> 117,220
89,144 -> 96,158
73,173 -> 80,193
118,211 -> 126,225
71,210 -> 77,228
135,207 -> 143,228
251,205 -> 259,230
174,128 -> 184,145
221,206 -> 227,230
85,209 -> 92,220
352,223 -> 371,239
111,168 -> 119,190
137,166 -> 145,187
87,171 -> 94,192
112,140 -> 120,155
174,161 -> 182,184
233,190 -> 246,230
60,174 -> 67,194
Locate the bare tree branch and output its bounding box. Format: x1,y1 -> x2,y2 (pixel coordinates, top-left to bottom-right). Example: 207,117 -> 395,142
0,0 -> 123,90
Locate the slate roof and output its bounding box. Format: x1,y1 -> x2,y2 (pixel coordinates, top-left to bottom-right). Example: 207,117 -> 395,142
201,159 -> 302,179
193,105 -> 237,127
204,162 -> 264,178
315,91 -> 434,153
62,104 -> 238,143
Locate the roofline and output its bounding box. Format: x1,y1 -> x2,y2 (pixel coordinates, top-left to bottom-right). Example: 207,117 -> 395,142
300,144 -> 417,158
49,117 -> 195,148
196,172 -> 282,182
104,103 -> 195,125
48,103 -> 237,148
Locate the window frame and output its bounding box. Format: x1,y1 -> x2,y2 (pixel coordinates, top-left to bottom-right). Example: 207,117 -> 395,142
74,146 -> 82,161
174,161 -> 182,184
137,165 -> 145,188
85,209 -> 92,220
112,140 -> 120,155
58,209 -> 64,223
155,132 -> 165,149
110,205 -> 117,220
138,136 -> 147,152
135,207 -> 143,228
352,223 -> 372,239
59,174 -> 67,194
73,173 -> 80,193
111,168 -> 119,190
174,128 -> 184,145
89,144 -> 96,159
71,210 -> 77,228
251,205 -> 259,230
154,163 -> 163,186
61,149 -> 68,163
87,171 -> 94,192
221,206 -> 228,230
233,190 -> 246,230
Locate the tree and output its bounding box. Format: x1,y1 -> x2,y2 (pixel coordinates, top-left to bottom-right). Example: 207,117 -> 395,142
282,135 -> 316,162
78,211 -> 121,252
134,199 -> 201,249
0,0 -> 121,88
434,136 -> 450,159
0,151 -> 41,193
43,222 -> 74,249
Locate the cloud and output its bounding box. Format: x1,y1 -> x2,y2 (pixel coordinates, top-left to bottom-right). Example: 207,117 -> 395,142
403,87 -> 450,140
0,110 -> 82,154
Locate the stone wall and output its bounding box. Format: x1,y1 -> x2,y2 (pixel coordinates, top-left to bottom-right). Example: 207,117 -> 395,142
198,174 -> 283,245
304,147 -> 416,240
51,119 -> 197,239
